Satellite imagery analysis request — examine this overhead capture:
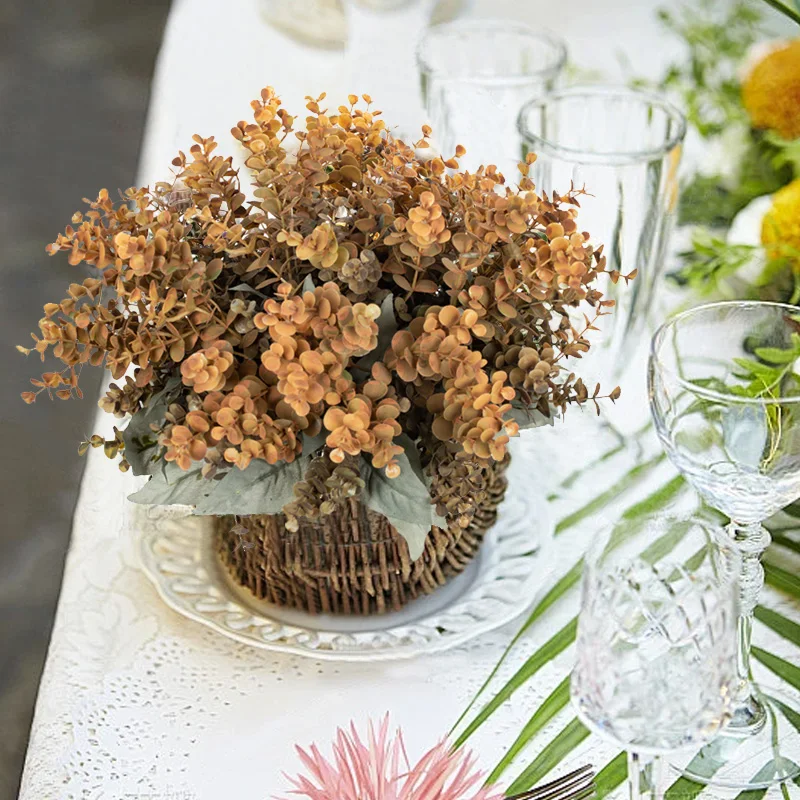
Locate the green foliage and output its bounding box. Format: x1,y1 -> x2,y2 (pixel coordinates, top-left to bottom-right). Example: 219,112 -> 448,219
127,426 -> 445,560
505,718 -> 590,794
731,331 -> 800,400
671,229 -> 758,295
678,133 -> 794,229
121,377 -> 182,475
643,0 -> 763,139
759,0 -> 800,26
362,434 -> 446,561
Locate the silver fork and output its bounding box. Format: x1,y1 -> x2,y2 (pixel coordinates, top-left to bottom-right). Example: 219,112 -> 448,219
506,764 -> 596,800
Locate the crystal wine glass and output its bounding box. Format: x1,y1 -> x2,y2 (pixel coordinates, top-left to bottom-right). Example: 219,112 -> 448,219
649,300 -> 800,789
572,514 -> 740,800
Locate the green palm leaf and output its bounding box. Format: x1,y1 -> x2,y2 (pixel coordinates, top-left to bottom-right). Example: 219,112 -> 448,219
752,646 -> 800,690
452,620 -> 577,749
506,718 -> 589,794
594,752 -> 627,799
763,561 -> 800,598
772,533 -> 800,556
454,475 -> 687,740
486,677 -> 571,784
554,454 -> 665,534
450,562 -> 582,734
759,0 -> 800,25
755,606 -> 800,648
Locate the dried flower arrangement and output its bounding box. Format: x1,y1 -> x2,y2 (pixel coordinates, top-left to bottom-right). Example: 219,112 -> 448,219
20,87 -> 619,587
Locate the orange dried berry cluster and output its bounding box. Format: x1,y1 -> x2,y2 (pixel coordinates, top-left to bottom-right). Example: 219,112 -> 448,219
21,85 -> 618,529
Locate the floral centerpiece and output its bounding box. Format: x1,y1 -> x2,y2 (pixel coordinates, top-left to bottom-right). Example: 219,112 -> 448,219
642,0 -> 800,300
20,87 -> 615,614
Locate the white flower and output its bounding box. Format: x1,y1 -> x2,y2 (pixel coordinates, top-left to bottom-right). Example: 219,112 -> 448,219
697,124 -> 752,187
725,194 -> 773,286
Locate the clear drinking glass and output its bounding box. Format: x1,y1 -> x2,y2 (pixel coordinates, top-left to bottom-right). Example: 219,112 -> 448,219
417,21 -> 566,177
649,300 -> 800,789
572,514 -> 740,800
518,87 -> 686,380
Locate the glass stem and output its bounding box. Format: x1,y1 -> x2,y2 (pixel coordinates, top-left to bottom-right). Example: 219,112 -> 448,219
628,751 -> 663,800
727,520 -> 771,732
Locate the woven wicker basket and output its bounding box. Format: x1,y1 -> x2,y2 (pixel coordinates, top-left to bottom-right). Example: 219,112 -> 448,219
216,457 -> 509,615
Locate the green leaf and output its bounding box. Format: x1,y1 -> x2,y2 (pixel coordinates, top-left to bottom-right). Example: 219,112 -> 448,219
230,282 -> 268,299
556,442 -> 626,494
192,457 -> 308,515
127,462 -> 208,506
452,619 -> 578,749
451,561 -> 583,736
664,776 -> 707,800
121,377 -> 182,475
763,561 -> 800,599
354,293 -> 396,372
453,475 -> 688,743
554,454 -> 665,535
754,346 -> 800,365
362,435 -> 443,560
619,475 -> 687,522
506,718 -> 589,794
752,647 -> 800,691
129,430 -> 329,514
772,533 -> 800,555
665,731 -> 744,799
759,0 -> 800,25
594,753 -> 627,799
486,676 -> 571,783
755,606 -> 800,648
507,404 -> 555,432
731,757 -> 800,800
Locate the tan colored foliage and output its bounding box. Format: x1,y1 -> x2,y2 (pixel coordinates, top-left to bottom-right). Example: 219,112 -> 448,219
21,86 -> 621,526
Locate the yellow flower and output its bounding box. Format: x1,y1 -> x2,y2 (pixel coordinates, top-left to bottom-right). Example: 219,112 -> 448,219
761,179 -> 800,266
742,39 -> 800,140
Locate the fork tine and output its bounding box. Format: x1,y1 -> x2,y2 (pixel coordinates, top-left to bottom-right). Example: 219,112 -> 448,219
523,763 -> 593,797
510,765 -> 592,799
505,764 -> 595,800
525,772 -> 595,800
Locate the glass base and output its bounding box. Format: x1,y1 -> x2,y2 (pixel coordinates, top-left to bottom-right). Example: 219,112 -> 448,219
673,685 -> 800,790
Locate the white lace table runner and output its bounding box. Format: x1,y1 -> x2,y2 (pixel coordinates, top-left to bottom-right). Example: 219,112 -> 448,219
17,0 -> 799,798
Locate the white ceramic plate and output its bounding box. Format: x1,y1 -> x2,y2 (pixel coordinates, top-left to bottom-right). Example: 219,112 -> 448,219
138,442 -> 553,661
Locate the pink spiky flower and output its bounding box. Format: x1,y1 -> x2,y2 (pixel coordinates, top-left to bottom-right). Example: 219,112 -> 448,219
279,716 -> 505,800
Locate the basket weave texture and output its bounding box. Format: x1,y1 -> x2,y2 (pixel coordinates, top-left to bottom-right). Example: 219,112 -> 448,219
216,457 -> 509,615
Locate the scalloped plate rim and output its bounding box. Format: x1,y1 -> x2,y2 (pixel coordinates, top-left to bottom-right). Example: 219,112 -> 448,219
137,454 -> 553,661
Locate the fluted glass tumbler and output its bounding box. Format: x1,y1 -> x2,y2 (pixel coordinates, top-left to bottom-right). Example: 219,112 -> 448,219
417,21 -> 566,177
518,87 -> 686,380
572,515 -> 739,800
649,301 -> 800,789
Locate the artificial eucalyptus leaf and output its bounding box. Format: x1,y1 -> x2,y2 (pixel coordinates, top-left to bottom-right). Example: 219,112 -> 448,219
301,429 -> 328,456
302,273 -> 316,294
507,403 -> 555,431
127,461 -> 208,505
230,282 -> 268,299
355,293 -> 397,372
361,437 -> 441,560
128,452 -> 315,516
192,456 -> 312,516
122,376 -> 182,476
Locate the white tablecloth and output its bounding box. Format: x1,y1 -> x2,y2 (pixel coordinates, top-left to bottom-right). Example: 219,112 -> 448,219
18,1 -> 800,798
